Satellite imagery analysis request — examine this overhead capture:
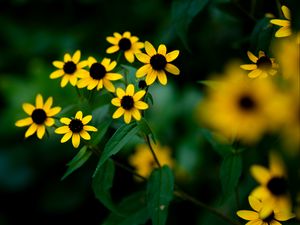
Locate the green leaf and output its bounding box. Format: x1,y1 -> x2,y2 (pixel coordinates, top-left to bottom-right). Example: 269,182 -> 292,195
61,146 -> 92,180
147,165 -> 174,225
90,119 -> 112,146
171,0 -> 210,50
92,159 -> 120,214
138,118 -> 156,144
145,92 -> 154,106
102,192 -> 149,225
93,122 -> 139,176
220,153 -> 242,197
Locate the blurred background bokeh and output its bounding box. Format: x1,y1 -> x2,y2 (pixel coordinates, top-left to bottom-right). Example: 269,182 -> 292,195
0,0 -> 299,224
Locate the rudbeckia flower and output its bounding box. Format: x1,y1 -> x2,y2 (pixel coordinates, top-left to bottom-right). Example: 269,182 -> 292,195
129,142 -> 174,180
15,94 -> 61,139
77,57 -> 123,92
270,5 -> 291,38
237,196 -> 295,225
240,51 -> 278,78
55,111 -> 97,148
111,84 -> 148,124
106,31 -> 144,63
135,41 -> 180,85
250,151 -> 292,211
50,50 -> 88,87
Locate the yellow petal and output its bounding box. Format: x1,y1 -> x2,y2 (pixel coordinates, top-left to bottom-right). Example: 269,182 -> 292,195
251,186 -> 270,199
166,50 -> 179,62
82,115 -> 92,124
281,5 -> 291,20
240,64 -> 257,70
72,133 -> 81,148
133,90 -> 146,101
88,56 -> 97,67
106,36 -> 118,45
25,123 -> 38,138
61,131 -> 72,143
145,70 -> 157,85
69,75 -> 78,86
248,196 -> 262,212
123,31 -> 131,38
80,130 -> 91,140
36,94 -> 43,108
135,53 -> 151,63
52,61 -> 64,69
75,111 -> 83,120
22,103 -> 35,115
124,111 -> 132,124
270,19 -> 290,27
103,79 -> 115,92
50,70 -> 65,79
250,165 -> 271,185
134,101 -> 148,110
61,75 -> 69,87
247,51 -> 258,63
270,221 -> 282,225
165,63 -> 180,75
111,98 -> 121,106
43,97 -> 53,111
131,108 -> 141,120
275,211 -> 295,221
145,41 -> 157,56
106,73 -> 123,81
47,107 -> 61,117
96,80 -> 103,90
136,64 -> 151,78
275,26 -> 291,38
158,44 -> 167,55
45,118 -> 55,126
64,53 -> 71,62
116,88 -> 125,99
126,84 -> 135,96
112,107 -> 125,119
15,117 -> 33,127
106,46 -> 119,54
157,71 -> 168,85
245,220 -> 263,225
248,69 -> 262,78
55,126 -> 70,134
87,80 -> 98,90
269,151 -> 285,177
37,125 -> 45,139
113,32 -> 122,38
77,61 -> 88,69
83,125 -> 97,132
125,51 -> 134,63
106,61 -> 117,71
72,50 -> 81,64
237,210 -> 259,220
60,117 -> 71,125
258,51 -> 265,58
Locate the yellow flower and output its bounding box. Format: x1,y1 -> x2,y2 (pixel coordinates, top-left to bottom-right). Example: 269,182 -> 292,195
198,64 -> 287,144
237,196 -> 295,225
128,142 -> 174,180
50,50 -> 88,87
55,111 -> 97,148
106,31 -> 144,63
111,84 -> 148,124
270,5 -> 291,38
15,94 -> 61,139
250,151 -> 292,211
77,57 -> 123,92
135,41 -> 180,85
240,51 -> 278,78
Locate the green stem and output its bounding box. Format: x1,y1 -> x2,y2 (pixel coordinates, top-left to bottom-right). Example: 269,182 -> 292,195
275,0 -> 283,18
145,134 -> 161,168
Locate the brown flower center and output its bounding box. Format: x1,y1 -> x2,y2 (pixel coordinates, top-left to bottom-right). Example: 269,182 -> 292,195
31,109 -> 47,124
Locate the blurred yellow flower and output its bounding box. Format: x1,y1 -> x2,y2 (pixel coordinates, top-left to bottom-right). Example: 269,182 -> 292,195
135,41 -> 180,85
237,196 -> 295,225
15,94 -> 61,139
50,50 -> 88,87
270,5 -> 291,38
129,142 -> 174,180
111,84 -> 148,124
106,31 -> 144,63
198,64 -> 288,144
250,151 -> 292,211
240,51 -> 278,78
55,111 -> 97,148
77,57 -> 123,92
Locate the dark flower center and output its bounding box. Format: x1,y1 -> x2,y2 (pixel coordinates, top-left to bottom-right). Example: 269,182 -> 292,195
90,63 -> 106,80
31,108 -> 47,124
138,80 -> 147,89
63,61 -> 77,74
118,38 -> 132,51
121,95 -> 134,110
262,211 -> 275,223
267,177 -> 288,196
69,119 -> 84,133
256,56 -> 272,70
150,54 -> 167,71
238,95 -> 257,111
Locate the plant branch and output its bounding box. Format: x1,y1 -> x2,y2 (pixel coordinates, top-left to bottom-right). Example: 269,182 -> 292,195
145,134 -> 161,168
